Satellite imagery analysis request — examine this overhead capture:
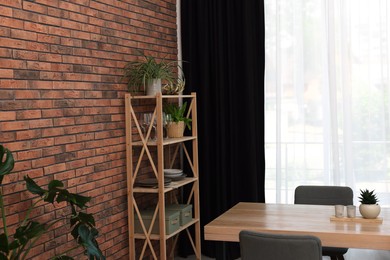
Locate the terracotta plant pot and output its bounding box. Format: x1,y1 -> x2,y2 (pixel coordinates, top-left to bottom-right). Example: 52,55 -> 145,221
167,121 -> 185,138
359,204 -> 381,219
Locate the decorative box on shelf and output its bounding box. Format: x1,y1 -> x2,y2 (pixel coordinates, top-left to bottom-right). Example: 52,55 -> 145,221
134,209 -> 181,235
165,204 -> 193,226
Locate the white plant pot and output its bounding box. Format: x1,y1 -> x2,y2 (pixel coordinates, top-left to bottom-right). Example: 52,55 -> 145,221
359,204 -> 381,219
146,78 -> 161,96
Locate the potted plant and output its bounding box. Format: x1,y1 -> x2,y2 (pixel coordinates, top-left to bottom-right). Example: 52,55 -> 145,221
359,189 -> 381,219
164,102 -> 192,138
0,145 -> 105,259
124,54 -> 176,96
162,73 -> 186,95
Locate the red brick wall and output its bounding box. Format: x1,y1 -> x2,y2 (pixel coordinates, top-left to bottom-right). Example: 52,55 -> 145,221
0,0 -> 177,259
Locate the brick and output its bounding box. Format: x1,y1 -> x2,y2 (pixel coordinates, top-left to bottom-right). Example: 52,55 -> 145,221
42,146 -> 64,157
43,163 -> 66,175
53,117 -> 75,126
66,158 -> 86,170
16,129 -> 42,140
11,29 -> 38,41
0,121 -> 29,131
15,90 -> 40,99
0,6 -> 13,16
40,90 -> 64,99
14,70 -> 40,80
28,81 -> 54,90
0,17 -> 24,29
39,16 -> 61,27
0,58 -> 27,69
65,142 -> 84,152
26,41 -> 50,52
42,127 -> 64,137
39,53 -> 62,62
16,110 -> 42,120
42,109 -> 64,118
24,21 -> 49,33
48,26 -> 71,37
13,50 -> 39,61
0,132 -> 15,142
35,0 -> 59,8
23,1 -> 48,14
0,90 -> 15,99
27,61 -> 52,70
29,119 -> 53,129
54,135 -> 76,145
37,34 -> 61,44
17,149 -> 43,160
30,137 -> 54,148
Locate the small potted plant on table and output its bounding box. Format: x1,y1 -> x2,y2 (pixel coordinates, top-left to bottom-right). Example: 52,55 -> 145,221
359,189 -> 381,219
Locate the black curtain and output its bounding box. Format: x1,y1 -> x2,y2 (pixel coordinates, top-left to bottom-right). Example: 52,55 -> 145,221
181,1 -> 266,259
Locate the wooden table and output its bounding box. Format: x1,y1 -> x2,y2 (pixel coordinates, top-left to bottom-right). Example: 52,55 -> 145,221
204,202 -> 390,250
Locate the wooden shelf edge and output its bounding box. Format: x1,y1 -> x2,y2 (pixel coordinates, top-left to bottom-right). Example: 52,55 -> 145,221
133,177 -> 198,193
132,136 -> 197,146
126,93 -> 196,99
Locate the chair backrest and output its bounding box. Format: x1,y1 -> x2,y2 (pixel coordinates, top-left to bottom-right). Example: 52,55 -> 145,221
294,185 -> 353,206
239,230 -> 322,260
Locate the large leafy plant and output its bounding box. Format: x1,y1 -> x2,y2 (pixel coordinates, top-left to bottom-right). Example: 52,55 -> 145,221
0,145 -> 105,260
123,54 -> 176,93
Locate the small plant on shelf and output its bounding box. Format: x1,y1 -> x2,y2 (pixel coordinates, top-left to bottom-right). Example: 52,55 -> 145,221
164,102 -> 192,138
358,189 -> 381,219
0,145 -> 105,260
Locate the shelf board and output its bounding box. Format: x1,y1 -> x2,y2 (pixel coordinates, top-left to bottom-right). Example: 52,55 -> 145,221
133,218 -> 199,240
133,177 -> 197,193
132,136 -> 197,146
127,94 -> 196,100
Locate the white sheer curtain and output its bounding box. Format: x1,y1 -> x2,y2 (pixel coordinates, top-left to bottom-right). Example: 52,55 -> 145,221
265,1 -> 390,258
265,0 -> 390,205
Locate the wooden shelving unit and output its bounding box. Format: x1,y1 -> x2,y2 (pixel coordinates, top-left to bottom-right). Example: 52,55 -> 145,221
125,92 -> 201,260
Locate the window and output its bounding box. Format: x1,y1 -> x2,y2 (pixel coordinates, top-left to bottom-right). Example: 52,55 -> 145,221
265,0 -> 390,206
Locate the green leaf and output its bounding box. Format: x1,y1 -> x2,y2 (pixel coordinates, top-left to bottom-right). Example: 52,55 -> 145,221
48,180 -> 64,190
14,221 -> 46,245
56,190 -> 91,209
24,176 -> 46,196
71,194 -> 91,209
77,225 -> 105,260
71,223 -> 82,240
0,145 -> 15,185
0,233 -> 8,254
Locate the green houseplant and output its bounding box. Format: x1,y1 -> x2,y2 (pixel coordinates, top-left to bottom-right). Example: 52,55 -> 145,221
0,145 -> 105,260
164,102 -> 192,138
358,189 -> 381,219
162,73 -> 186,95
124,54 -> 176,95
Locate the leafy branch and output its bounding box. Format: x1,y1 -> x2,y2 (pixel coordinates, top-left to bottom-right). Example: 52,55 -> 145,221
0,145 -> 105,260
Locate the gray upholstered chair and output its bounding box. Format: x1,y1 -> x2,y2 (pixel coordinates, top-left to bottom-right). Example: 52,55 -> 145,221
294,185 -> 354,260
239,230 -> 322,260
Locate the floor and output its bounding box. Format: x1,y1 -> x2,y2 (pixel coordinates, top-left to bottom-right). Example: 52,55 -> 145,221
175,256 -> 215,260
175,250 -> 390,260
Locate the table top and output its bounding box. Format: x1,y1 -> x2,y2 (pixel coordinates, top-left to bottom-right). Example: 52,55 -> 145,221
204,202 -> 390,250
